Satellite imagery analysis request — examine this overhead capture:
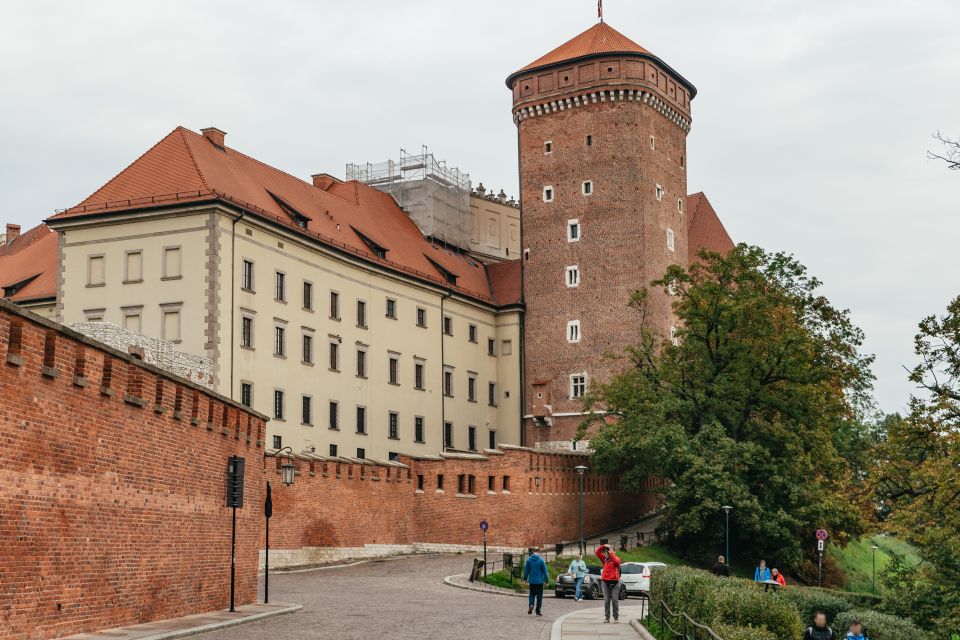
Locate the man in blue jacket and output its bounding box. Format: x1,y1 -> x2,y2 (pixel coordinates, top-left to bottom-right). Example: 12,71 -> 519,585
523,546 -> 550,616
753,559 -> 771,586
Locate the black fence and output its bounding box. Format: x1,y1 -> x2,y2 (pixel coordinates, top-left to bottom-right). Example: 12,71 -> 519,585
647,598 -> 723,640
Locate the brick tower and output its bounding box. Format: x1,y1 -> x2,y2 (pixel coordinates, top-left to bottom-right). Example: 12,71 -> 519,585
507,22 -> 696,446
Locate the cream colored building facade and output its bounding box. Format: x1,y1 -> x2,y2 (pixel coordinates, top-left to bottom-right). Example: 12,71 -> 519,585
468,189 -> 521,262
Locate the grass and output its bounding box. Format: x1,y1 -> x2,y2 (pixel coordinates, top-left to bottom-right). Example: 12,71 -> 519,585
829,534 -> 920,593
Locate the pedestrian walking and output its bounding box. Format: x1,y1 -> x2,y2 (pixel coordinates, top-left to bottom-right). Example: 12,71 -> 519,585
844,619 -> 868,640
802,611 -> 836,640
595,543 -> 621,623
711,555 -> 731,577
523,546 -> 550,617
753,559 -> 771,587
568,553 -> 588,601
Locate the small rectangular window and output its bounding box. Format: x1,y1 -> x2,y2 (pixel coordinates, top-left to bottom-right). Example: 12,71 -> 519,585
303,281 -> 313,310
488,475 -> 495,491
667,227 -> 675,252
570,374 -> 587,399
274,325 -> 286,357
680,154 -> 685,168
678,198 -> 684,214
443,316 -> 453,336
124,250 -> 143,283
241,316 -> 254,348
416,307 -> 427,327
417,474 -> 425,491
566,265 -> 580,287
329,340 -> 340,371
87,255 -> 105,286
415,416 -> 425,443
443,369 -> 454,397
543,186 -> 554,203
275,271 -> 286,301
437,474 -> 444,491
567,219 -> 580,242
386,298 -> 397,319
468,324 -> 478,343
241,260 -> 254,291
388,411 -> 399,439
273,435 -> 282,449
240,382 -> 253,407
487,338 -> 496,356
468,374 -> 477,402
330,291 -> 340,320
123,310 -> 142,333
502,339 -> 513,356
356,447 -> 366,459
301,395 -> 312,425
414,360 -> 425,390
302,333 -> 313,364
329,443 -> 338,457
329,400 -> 339,429
356,347 -> 367,378
582,181 -> 593,196
356,406 -> 367,434
468,474 -> 476,495
443,421 -> 453,449
567,320 -> 581,343
488,382 -> 497,407
650,134 -> 656,150
163,246 -> 182,279
586,134 -> 592,146
274,389 -> 285,420
356,300 -> 367,328
502,475 -> 511,491
544,141 -> 553,154
162,309 -> 181,342
656,184 -> 664,201
489,430 -> 496,450
389,356 -> 399,384
457,474 -> 465,494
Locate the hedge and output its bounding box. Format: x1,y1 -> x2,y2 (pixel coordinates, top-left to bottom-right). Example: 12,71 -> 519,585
834,609 -> 932,640
713,624 -> 778,640
776,586 -> 852,623
803,586 -> 883,610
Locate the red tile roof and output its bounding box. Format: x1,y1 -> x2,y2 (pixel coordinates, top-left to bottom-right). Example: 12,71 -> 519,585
514,22 -> 652,75
0,224 -> 58,303
687,192 -> 734,261
486,260 -> 522,306
47,127 -> 504,305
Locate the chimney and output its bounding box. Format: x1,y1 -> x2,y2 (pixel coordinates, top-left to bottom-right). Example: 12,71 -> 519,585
311,173 -> 340,191
200,127 -> 227,148
5,224 -> 20,245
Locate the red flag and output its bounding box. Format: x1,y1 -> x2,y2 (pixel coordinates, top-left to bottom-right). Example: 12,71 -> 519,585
598,0 -> 602,19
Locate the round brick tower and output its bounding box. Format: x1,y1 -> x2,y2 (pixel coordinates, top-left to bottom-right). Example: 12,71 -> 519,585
507,22 -> 696,447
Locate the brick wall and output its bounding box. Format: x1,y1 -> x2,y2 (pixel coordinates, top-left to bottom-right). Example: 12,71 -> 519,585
0,300 -> 267,640
263,445 -> 660,568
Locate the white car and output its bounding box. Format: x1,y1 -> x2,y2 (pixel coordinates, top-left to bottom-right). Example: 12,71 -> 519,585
619,561 -> 666,595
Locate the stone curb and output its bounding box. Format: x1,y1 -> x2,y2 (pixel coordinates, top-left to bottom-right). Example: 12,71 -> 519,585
443,573 -> 527,597
630,617 -> 655,640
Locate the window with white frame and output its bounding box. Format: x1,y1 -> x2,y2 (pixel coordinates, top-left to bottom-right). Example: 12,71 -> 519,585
567,219 -> 580,242
677,198 -> 684,214
656,184 -> 664,201
567,320 -> 581,343
544,141 -> 553,154
87,255 -> 105,286
667,228 -> 675,252
273,389 -> 285,420
241,259 -> 254,291
241,314 -> 254,348
274,271 -> 286,302
582,180 -> 593,196
124,250 -> 143,283
160,303 -> 182,342
566,265 -> 580,288
650,135 -> 656,150
162,246 -> 182,279
543,186 -> 554,203
274,324 -> 286,357
570,373 -> 587,399
302,331 -> 314,364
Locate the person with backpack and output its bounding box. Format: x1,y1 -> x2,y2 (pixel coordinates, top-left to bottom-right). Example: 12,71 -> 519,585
711,555 -> 731,577
803,611 -> 836,640
523,546 -> 550,617
568,553 -> 588,601
595,544 -> 621,623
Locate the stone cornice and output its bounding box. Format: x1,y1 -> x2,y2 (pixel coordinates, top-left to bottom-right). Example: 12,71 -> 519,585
513,87 -> 691,133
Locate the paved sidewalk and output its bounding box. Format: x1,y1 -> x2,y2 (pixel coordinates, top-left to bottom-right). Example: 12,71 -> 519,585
63,602 -> 301,640
554,604 -> 646,639
444,572 -> 528,597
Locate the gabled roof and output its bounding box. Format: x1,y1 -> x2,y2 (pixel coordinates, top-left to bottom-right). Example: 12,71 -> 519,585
47,127 -> 501,305
0,224 -> 57,303
687,192 -> 734,261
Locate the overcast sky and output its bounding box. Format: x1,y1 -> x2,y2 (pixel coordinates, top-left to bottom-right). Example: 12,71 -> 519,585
1,0 -> 957,413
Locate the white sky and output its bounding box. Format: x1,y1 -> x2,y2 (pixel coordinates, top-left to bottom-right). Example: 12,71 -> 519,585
1,0 -> 958,414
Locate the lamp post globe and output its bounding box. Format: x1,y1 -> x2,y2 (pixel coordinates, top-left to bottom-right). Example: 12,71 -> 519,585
574,465 -> 588,555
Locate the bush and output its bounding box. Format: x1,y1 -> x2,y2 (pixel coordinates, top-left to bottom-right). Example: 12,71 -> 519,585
834,609 -> 932,640
804,586 -> 883,610
715,588 -> 804,639
777,587 -> 852,623
713,624 -> 778,640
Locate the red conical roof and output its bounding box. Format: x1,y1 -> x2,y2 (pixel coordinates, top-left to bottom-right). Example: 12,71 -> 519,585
514,22 -> 652,76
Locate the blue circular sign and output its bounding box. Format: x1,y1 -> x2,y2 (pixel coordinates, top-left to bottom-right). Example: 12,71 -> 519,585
480,520 -> 489,532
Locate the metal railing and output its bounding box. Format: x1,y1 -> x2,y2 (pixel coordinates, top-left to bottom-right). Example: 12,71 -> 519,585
648,598 -> 723,640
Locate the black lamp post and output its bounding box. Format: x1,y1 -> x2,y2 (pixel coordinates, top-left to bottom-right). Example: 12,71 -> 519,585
722,505 -> 732,567
575,465 -> 588,555
264,446 -> 296,604
871,544 -> 879,595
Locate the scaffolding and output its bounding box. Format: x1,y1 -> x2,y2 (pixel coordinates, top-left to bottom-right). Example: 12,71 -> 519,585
346,147 -> 472,249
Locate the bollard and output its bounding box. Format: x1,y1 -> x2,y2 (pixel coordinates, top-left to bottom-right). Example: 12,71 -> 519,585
620,534 -> 628,551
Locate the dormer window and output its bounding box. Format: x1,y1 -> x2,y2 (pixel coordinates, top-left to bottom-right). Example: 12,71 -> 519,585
426,256 -> 458,286
267,190 -> 310,229
352,227 -> 388,259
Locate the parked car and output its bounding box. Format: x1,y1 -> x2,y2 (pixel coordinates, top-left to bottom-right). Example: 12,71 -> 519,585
619,561 -> 666,595
554,565 -> 627,600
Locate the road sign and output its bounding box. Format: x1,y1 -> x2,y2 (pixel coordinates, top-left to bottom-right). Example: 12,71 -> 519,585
480,519 -> 489,532
817,539 -> 825,552
816,529 -> 828,541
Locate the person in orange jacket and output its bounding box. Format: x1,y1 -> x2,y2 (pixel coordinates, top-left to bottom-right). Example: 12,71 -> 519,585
771,567 -> 787,587
596,544 -> 622,623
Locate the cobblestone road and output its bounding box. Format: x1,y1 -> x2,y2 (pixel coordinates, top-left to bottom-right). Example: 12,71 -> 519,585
194,555 -> 597,640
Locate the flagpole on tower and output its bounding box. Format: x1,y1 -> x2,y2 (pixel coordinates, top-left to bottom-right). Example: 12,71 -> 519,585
598,0 -> 603,22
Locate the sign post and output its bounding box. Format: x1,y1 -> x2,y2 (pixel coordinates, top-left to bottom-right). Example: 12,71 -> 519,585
226,456 -> 246,613
815,529 -> 828,587
480,520 -> 489,578
264,481 -> 273,603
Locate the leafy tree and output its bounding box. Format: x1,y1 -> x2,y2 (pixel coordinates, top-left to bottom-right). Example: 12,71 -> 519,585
873,295 -> 960,632
581,245 -> 873,572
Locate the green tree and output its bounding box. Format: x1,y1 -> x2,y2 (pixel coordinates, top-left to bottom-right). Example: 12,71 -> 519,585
873,296 -> 960,632
582,245 -> 873,572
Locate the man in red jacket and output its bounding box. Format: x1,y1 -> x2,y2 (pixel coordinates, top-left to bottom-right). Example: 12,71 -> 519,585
596,544 -> 621,623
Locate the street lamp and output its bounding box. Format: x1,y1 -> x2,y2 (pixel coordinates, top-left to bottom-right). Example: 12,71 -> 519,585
575,465 -> 588,555
722,505 -> 732,567
871,545 -> 879,595
265,446 -> 297,604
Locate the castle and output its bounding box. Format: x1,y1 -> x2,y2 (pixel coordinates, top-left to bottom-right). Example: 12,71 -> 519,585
0,21 -> 732,460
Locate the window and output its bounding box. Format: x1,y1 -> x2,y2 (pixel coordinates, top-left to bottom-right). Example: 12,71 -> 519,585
240,382 -> 252,407
488,475 -> 495,492
489,430 -> 496,450
502,475 -> 511,492
468,426 -> 477,451
417,474 -> 425,491
272,435 -> 282,449
241,260 -> 254,291
677,198 -> 684,214
302,395 -> 312,425
356,300 -> 367,328
303,281 -> 313,310
329,291 -> 340,320
163,246 -> 182,279
124,250 -> 143,283
586,134 -> 592,146
544,141 -> 552,154
543,186 -> 554,203
122,309 -> 142,333
329,443 -> 338,457
468,324 -> 478,343
468,373 -> 477,402
443,422 -> 453,448
87,255 -> 105,286
443,316 -> 453,336
487,338 -> 496,356
488,382 -> 497,407
386,298 -> 397,319
356,447 -> 366,459
667,227 -> 675,252
416,307 -> 427,328
468,475 -> 476,495
582,180 -> 593,196
570,374 -> 587,399
161,307 -> 181,342
274,389 -> 285,420
680,154 -> 685,169
275,271 -> 286,302
414,416 -> 425,443
83,308 -> 105,322
670,325 -> 680,347
502,339 -> 512,356
389,355 -> 399,384
437,474 -> 445,491
567,320 -> 581,343
274,325 -> 286,357
356,347 -> 367,378
329,339 -> 340,371
388,411 -> 399,439
566,265 -> 580,287
457,474 -> 465,494
241,315 -> 254,348
414,360 -> 425,390
302,333 -> 314,364
329,401 -> 339,429
356,406 -> 367,434
656,184 -> 664,201
650,134 -> 656,150
567,219 -> 580,242
443,368 -> 454,397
